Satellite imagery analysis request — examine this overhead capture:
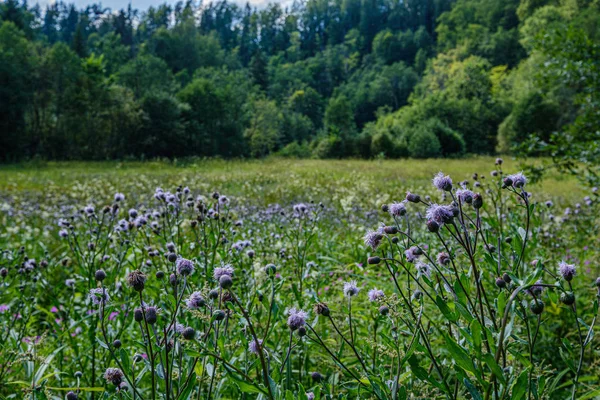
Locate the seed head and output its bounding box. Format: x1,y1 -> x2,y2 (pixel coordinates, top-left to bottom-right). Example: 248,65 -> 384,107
126,270 -> 147,292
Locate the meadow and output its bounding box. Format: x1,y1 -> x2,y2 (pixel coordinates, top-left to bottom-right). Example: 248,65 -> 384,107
0,157 -> 598,400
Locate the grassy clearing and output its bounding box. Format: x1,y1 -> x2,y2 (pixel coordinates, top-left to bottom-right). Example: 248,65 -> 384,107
0,157 -> 584,203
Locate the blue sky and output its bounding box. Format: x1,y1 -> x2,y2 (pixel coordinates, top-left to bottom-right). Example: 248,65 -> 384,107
35,0 -> 293,11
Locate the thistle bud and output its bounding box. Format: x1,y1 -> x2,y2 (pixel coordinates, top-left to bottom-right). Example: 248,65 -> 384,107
182,327 -> 196,340
219,275 -> 233,289
472,193 -> 483,209
378,305 -> 389,316
384,226 -> 398,234
213,309 -> 226,321
560,291 -> 575,306
367,256 -> 381,265
427,220 -> 439,233
113,340 -> 122,349
530,299 -> 544,315
495,278 -> 506,288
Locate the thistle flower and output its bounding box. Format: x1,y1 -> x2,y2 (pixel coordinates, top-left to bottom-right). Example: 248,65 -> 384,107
558,261 -> 576,281
425,204 -> 454,226
456,189 -> 474,204
84,205 -> 95,215
404,246 -> 422,263
306,393 -> 315,400
176,257 -> 195,276
415,261 -> 432,279
126,270 -> 147,292
507,172 -> 527,188
433,172 -> 453,191
65,279 -> 76,288
218,195 -> 229,205
287,307 -> 308,330
293,203 -> 309,215
186,291 -> 206,309
248,339 -> 263,355
114,193 -> 125,202
368,288 -> 384,302
89,288 -> 110,305
436,252 -> 450,266
213,265 -> 234,280
59,229 -> 69,238
389,201 -> 407,217
343,280 -> 360,297
363,230 -> 383,250
103,368 -> 124,385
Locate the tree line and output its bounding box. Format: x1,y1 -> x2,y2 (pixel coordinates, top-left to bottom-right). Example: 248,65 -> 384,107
0,0 -> 598,161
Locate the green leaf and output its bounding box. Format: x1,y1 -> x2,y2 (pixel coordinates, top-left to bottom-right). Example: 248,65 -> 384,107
436,296 -> 458,322
511,368 -> 529,400
441,332 -> 477,377
464,377 -> 483,400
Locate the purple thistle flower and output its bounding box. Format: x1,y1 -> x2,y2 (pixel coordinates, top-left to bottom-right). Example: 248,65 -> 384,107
114,193 -> 125,202
433,172 -> 453,191
186,291 -> 206,309
293,203 -> 309,215
89,288 -> 110,305
218,195 -> 229,205
507,172 -> 527,188
558,261 -> 577,281
343,280 -> 360,297
425,204 -> 454,226
213,265 -> 234,281
176,257 -> 195,276
103,368 -> 124,385
306,392 -> 315,400
248,339 -> 264,355
404,246 -> 422,263
456,189 -> 475,204
437,252 -> 451,266
415,261 -> 432,279
59,229 -> 69,238
389,201 -> 407,217
363,230 -> 383,250
287,308 -> 308,330
368,288 -> 385,302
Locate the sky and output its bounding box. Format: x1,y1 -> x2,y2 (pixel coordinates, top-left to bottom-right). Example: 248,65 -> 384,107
34,0 -> 293,10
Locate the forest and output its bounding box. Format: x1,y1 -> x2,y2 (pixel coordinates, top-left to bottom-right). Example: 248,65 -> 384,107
0,0 -> 598,161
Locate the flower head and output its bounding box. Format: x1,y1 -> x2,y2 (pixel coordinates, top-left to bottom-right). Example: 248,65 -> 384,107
433,172 -> 453,191
248,339 -> 263,355
558,261 -> 576,281
363,230 -> 383,251
368,288 -> 385,302
415,261 -> 432,279
404,246 -> 422,263
287,308 -> 308,330
456,189 -> 474,204
176,258 -> 195,276
213,265 -> 234,281
104,368 -> 124,385
186,291 -> 206,309
527,280 -> 544,297
507,172 -> 527,188
437,252 -> 451,266
426,204 -> 454,226
389,201 -> 407,217
343,280 -> 360,297
89,288 -> 110,305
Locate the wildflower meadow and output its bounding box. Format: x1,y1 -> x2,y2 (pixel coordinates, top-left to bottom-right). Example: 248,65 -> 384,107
0,158 -> 598,399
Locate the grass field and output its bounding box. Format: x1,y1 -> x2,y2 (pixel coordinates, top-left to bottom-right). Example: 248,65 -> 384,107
0,157 -> 585,204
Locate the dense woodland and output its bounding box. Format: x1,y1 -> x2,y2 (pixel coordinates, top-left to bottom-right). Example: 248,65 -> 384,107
0,0 -> 598,160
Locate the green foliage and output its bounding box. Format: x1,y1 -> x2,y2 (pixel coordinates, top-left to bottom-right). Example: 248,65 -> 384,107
0,0 -> 597,164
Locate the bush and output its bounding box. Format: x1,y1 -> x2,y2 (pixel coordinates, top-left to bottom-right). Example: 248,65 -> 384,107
405,126 -> 441,158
